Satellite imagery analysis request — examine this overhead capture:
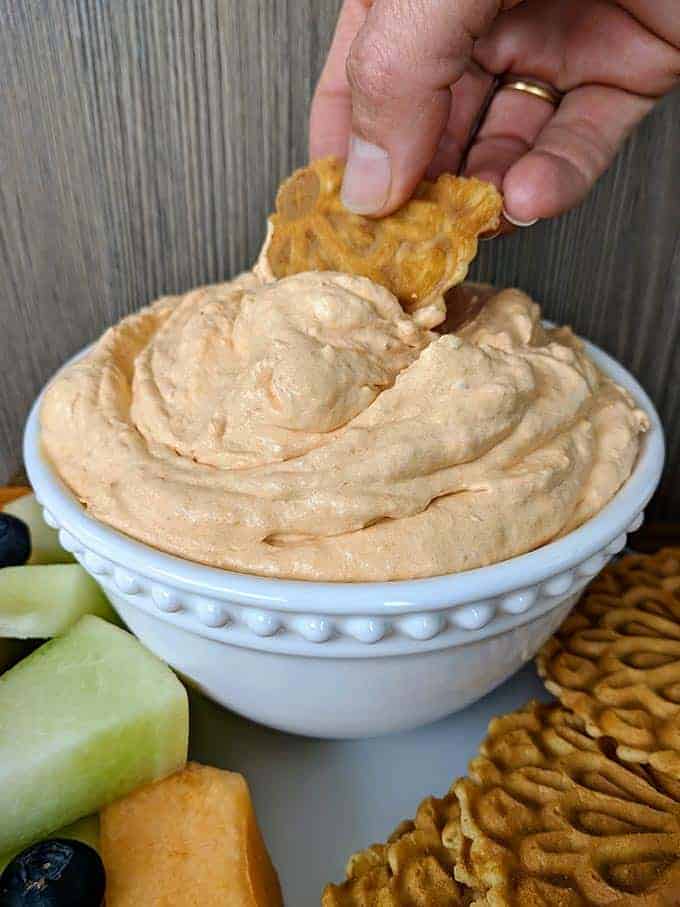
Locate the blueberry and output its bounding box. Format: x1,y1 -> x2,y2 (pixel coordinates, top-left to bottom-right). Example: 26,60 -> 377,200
0,515 -> 31,568
0,839 -> 105,907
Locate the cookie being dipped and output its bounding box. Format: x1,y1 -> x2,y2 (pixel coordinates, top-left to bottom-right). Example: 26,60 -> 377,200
258,156 -> 502,328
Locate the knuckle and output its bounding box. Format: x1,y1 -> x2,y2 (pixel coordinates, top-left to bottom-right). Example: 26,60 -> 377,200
346,30 -> 402,105
571,119 -> 614,178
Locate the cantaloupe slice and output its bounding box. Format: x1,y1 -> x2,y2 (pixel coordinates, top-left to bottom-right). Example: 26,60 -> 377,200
0,487 -> 31,509
101,762 -> 283,907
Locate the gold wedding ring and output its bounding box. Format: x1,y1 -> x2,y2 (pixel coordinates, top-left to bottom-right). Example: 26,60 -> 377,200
498,74 -> 563,106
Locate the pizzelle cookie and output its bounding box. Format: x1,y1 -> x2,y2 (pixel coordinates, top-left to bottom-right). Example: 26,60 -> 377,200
537,549 -> 680,778
322,550 -> 680,905
321,790 -> 473,906
454,701 -> 680,907
263,157 -> 502,327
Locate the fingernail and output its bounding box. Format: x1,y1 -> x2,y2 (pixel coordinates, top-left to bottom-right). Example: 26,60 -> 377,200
502,206 -> 539,228
341,135 -> 391,214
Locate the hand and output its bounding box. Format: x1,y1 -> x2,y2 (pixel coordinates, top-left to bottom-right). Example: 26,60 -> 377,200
310,0 -> 680,222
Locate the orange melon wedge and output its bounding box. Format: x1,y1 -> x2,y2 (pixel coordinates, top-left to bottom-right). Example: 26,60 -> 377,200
101,762 -> 283,907
0,486 -> 30,508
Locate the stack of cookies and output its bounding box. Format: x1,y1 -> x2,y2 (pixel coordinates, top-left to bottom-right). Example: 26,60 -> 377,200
323,548 -> 680,906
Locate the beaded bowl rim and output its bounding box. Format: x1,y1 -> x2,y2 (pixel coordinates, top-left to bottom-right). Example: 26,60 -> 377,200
24,332 -> 664,617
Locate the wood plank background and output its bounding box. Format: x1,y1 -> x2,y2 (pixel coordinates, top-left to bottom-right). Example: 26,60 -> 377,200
1,1 -> 678,519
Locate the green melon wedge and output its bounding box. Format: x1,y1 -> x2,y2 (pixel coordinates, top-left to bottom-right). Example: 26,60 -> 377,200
0,615 -> 188,856
0,815 -> 99,873
0,563 -> 118,638
3,493 -> 75,565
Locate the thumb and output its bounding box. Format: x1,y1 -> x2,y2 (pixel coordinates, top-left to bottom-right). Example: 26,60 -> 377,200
341,0 -> 507,215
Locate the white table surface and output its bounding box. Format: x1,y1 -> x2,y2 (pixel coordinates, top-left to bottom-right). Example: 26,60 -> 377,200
188,663 -> 551,906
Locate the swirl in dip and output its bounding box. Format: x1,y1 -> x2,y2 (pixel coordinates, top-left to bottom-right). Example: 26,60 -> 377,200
41,273 -> 648,581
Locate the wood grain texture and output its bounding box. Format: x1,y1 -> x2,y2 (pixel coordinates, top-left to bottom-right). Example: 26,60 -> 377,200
0,1 -> 678,518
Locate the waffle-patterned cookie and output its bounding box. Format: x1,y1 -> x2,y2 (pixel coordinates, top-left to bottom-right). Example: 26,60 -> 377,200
454,701 -> 680,906
265,157 -> 501,325
537,549 -> 680,777
322,790 -> 473,906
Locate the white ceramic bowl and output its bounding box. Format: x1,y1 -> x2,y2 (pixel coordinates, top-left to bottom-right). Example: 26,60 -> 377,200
25,336 -> 664,738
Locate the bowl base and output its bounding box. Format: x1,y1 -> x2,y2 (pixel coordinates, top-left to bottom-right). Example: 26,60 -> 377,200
108,592 -> 577,739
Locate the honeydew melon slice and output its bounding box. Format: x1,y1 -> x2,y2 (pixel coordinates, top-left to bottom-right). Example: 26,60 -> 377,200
0,815 -> 99,873
0,615 -> 189,856
0,563 -> 118,638
3,492 -> 75,565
